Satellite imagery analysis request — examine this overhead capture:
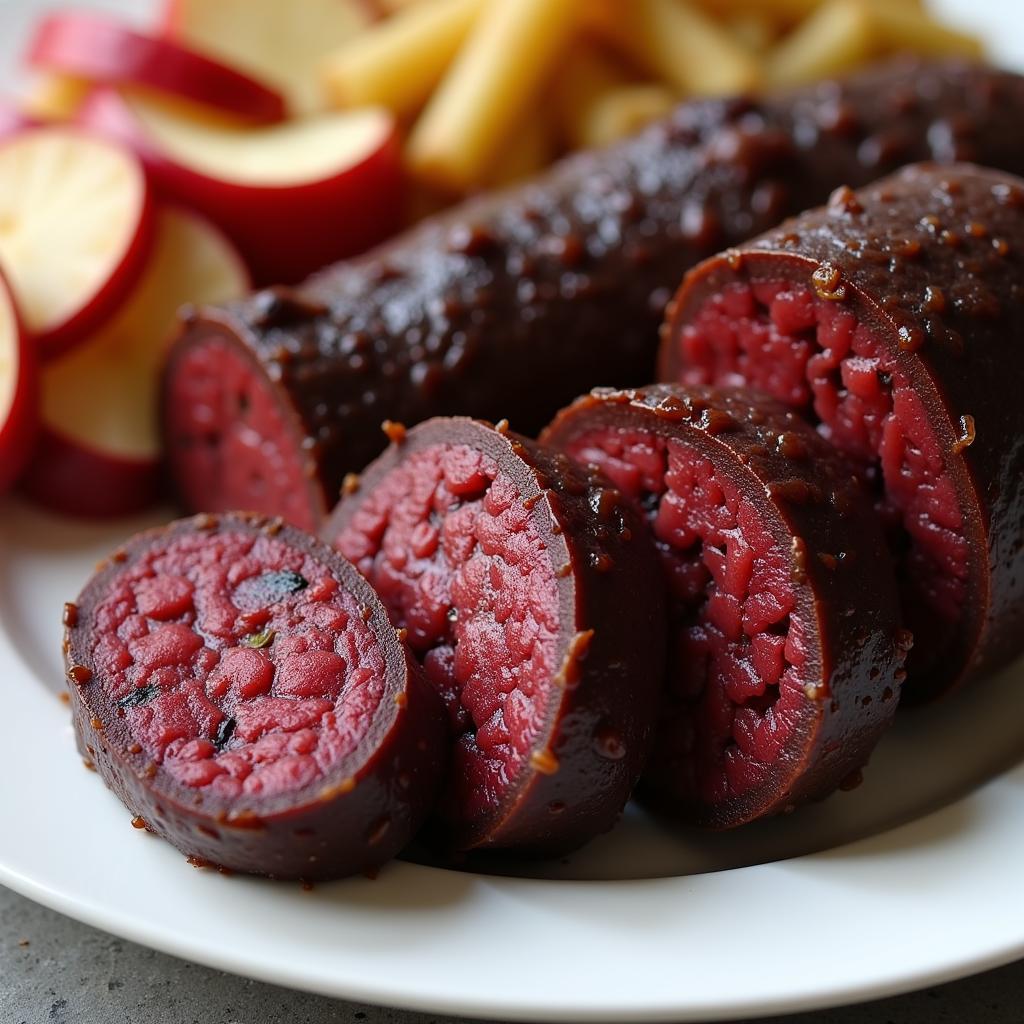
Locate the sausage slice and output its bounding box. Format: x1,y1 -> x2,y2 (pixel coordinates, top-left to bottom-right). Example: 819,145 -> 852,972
64,511 -> 446,879
542,385 -> 908,827
661,162 -> 1024,698
323,418 -> 667,853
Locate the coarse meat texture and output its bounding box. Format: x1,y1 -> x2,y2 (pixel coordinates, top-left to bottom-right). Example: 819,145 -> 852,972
675,281 -> 966,667
165,334 -> 322,532
542,386 -> 907,827
86,528 -> 385,797
65,512 -> 446,879
323,418 -> 667,853
336,443 -> 561,825
162,60 -> 1024,530
662,162 -> 1024,698
567,427 -> 806,812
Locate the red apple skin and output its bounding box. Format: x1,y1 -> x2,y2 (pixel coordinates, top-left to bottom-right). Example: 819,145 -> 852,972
0,282 -> 37,495
80,90 -> 405,285
33,140 -> 156,363
21,204 -> 250,519
20,425 -> 160,518
27,12 -> 285,123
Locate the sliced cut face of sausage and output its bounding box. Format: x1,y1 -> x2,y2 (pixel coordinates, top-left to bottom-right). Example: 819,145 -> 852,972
64,511 -> 446,880
541,385 -> 908,828
322,418 -> 667,854
162,61 -> 1024,530
661,162 -> 1024,700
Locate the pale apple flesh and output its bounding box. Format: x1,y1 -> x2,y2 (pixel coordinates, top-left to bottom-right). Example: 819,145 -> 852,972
126,92 -> 394,186
22,206 -> 248,518
80,89 -> 404,284
164,0 -> 372,115
0,127 -> 153,359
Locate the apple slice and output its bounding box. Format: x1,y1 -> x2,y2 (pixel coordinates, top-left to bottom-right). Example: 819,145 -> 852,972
0,272 -> 36,494
21,205 -> 249,518
164,0 -> 372,115
0,127 -> 154,360
81,89 -> 403,284
27,12 -> 285,123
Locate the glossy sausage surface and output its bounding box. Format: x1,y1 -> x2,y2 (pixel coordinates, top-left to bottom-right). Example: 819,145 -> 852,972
542,384 -> 907,826
163,60 -> 1024,530
661,162 -> 1024,698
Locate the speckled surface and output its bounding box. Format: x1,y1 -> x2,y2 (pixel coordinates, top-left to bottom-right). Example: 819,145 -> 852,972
2,884 -> 1021,1024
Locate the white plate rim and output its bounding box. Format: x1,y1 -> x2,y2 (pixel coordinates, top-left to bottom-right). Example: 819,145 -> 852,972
2,0 -> 1024,1017
3,588 -> 1024,1022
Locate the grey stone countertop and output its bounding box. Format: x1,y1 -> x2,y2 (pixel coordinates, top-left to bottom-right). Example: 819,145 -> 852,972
2,884 -> 1022,1024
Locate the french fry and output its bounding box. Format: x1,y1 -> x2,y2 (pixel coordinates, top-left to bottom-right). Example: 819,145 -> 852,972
694,0 -> 822,24
407,0 -> 579,194
607,0 -> 761,97
694,0 -> 923,22
865,4 -> 983,58
320,0 -> 482,117
344,0 -> 979,206
22,74 -> 90,121
483,109 -> 554,187
763,0 -> 874,86
577,84 -> 678,149
552,42 -> 633,150
725,13 -> 779,54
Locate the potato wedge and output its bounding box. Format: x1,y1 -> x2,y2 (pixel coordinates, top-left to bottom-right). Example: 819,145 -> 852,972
764,0 -> 874,86
866,4 -> 983,58
320,0 -> 481,117
607,0 -> 760,96
577,84 -> 677,149
407,0 -> 579,193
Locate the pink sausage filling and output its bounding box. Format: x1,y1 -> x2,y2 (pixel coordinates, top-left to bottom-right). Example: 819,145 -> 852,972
677,282 -> 968,664
566,428 -> 810,808
90,530 -> 385,799
164,339 -> 317,531
331,444 -> 560,823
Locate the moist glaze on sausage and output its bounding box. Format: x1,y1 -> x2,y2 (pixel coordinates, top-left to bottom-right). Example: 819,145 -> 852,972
541,385 -> 908,827
661,162 -> 1024,700
322,418 -> 667,853
161,60 -> 1024,531
64,512 -> 446,880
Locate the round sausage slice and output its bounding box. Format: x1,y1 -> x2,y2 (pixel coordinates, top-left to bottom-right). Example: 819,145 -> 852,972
541,385 -> 908,828
64,511 -> 446,880
661,163 -> 1024,699
322,418 -> 667,854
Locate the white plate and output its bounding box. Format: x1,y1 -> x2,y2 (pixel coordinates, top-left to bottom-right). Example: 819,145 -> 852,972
2,498 -> 1024,1024
3,0 -> 1024,1019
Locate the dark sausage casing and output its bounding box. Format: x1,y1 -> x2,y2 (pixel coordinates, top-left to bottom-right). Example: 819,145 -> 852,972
661,163 -> 1024,699
541,385 -> 907,827
322,418 -> 667,853
64,512 -> 446,879
161,60 -> 1024,531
